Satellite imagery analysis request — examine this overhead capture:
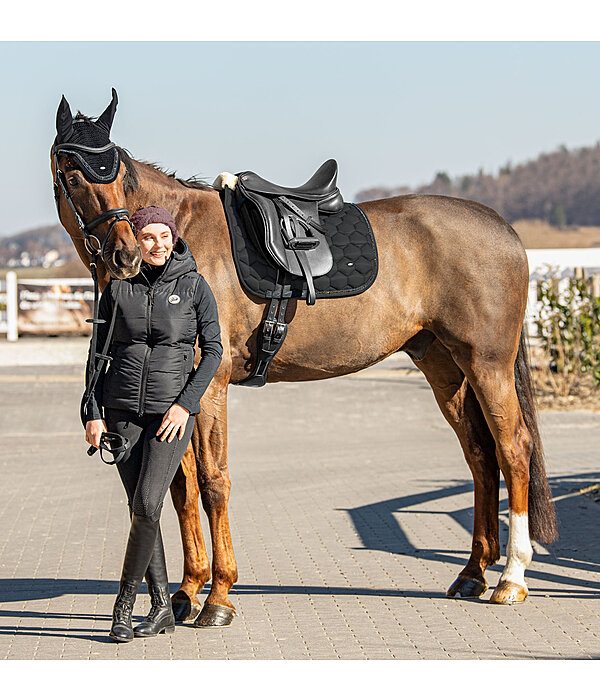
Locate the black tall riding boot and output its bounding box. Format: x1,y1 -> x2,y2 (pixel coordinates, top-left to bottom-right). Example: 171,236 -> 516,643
110,514 -> 160,643
133,527 -> 176,637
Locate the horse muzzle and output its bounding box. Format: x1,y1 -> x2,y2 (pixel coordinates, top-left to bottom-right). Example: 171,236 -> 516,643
105,241 -> 142,279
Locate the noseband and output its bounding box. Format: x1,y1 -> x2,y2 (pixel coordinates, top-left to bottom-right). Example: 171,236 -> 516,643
52,144 -> 135,261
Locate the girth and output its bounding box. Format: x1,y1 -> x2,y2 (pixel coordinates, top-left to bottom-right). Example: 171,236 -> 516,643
238,270 -> 291,387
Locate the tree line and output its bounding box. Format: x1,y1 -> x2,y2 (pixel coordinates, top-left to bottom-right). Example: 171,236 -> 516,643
355,143 -> 600,227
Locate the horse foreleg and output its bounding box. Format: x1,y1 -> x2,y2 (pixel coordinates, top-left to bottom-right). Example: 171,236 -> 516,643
169,441 -> 211,622
414,339 -> 501,598
191,367 -> 238,628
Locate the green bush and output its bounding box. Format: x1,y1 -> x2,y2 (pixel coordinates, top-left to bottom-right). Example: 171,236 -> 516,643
536,270 -> 600,396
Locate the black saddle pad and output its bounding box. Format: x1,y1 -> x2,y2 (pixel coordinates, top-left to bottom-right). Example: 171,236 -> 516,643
220,187 -> 378,300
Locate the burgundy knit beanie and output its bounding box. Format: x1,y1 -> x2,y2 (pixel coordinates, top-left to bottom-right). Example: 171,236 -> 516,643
131,206 -> 179,245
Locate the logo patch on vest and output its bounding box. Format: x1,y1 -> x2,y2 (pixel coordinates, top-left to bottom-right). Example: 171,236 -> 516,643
168,294 -> 181,304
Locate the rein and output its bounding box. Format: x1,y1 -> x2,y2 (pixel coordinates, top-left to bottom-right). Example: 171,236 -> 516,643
87,431 -> 129,465
52,145 -> 134,463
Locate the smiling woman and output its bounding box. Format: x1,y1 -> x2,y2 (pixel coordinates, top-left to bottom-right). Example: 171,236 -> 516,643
84,204 -> 223,642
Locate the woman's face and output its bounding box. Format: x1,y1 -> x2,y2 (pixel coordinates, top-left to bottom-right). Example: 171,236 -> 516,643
136,223 -> 173,266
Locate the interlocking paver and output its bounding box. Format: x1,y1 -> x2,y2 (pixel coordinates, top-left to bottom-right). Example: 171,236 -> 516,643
1,339 -> 600,659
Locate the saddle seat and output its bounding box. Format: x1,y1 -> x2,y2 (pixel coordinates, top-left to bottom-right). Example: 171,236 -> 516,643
239,159 -> 343,208
235,159 -> 345,305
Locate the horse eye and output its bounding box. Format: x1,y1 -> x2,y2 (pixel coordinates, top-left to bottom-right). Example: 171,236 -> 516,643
68,176 -> 79,187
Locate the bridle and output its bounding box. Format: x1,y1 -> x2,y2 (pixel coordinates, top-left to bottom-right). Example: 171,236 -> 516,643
52,142 -> 135,262
52,142 -> 135,463
52,90 -> 136,465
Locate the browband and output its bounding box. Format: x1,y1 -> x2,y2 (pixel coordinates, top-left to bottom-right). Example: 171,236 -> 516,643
53,141 -> 116,154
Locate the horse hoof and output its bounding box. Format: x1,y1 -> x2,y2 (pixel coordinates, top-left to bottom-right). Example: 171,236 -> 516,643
446,576 -> 488,599
193,603 -> 236,628
171,596 -> 202,623
490,581 -> 528,604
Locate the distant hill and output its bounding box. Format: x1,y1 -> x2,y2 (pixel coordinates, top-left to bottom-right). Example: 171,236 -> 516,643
0,224 -> 79,270
356,142 -> 600,227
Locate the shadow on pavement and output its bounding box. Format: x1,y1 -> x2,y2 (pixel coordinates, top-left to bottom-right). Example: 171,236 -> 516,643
2,470 -> 598,645
0,578 -> 448,606
0,579 -> 449,641
344,472 -> 600,596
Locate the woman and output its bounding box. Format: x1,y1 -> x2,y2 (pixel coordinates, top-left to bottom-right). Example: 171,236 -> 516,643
85,206 -> 222,642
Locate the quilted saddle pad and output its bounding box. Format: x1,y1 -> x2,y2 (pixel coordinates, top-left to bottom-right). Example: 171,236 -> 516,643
220,187 -> 378,300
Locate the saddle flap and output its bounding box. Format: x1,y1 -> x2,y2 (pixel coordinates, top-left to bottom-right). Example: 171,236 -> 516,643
238,188 -> 334,279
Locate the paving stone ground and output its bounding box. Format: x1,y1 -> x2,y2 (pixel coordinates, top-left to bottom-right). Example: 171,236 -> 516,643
0,338 -> 599,659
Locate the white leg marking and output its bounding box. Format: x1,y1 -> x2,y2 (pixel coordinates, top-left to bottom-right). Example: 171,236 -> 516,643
500,511 -> 533,588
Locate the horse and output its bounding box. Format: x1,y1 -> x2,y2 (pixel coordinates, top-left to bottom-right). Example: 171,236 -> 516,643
50,92 -> 557,627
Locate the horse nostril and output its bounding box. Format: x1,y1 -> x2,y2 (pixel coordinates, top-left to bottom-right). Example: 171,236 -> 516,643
112,245 -> 141,272
112,246 -> 126,268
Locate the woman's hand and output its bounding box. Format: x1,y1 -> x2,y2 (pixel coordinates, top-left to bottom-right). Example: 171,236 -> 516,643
86,419 -> 107,449
157,404 -> 190,443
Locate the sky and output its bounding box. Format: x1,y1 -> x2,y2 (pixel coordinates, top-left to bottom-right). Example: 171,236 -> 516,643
2,40 -> 600,236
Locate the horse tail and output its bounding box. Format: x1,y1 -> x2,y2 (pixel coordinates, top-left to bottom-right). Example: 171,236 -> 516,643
514,326 -> 558,543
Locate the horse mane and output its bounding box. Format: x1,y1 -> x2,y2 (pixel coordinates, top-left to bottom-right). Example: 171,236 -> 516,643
73,112 -> 213,193
118,150 -> 213,193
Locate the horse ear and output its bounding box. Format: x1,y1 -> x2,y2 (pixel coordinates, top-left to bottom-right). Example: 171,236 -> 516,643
96,88 -> 118,133
56,95 -> 74,143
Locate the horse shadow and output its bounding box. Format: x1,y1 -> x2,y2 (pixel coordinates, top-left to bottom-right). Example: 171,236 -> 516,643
1,471 -> 597,642
341,471 -> 600,599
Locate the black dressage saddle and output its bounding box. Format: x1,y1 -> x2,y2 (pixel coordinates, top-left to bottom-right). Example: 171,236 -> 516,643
221,158 -> 378,387
236,159 -> 344,305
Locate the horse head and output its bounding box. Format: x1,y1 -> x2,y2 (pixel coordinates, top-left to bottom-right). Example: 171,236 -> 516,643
51,89 -> 141,283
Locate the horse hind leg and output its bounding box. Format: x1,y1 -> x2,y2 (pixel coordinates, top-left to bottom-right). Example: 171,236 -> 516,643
413,339 -> 500,598
453,334 -> 557,604
467,364 -> 532,603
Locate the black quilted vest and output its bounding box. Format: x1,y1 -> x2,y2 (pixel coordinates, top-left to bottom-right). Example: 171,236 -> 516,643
102,239 -> 200,416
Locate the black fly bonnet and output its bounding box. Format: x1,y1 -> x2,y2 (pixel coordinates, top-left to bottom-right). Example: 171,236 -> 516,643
53,88 -> 121,184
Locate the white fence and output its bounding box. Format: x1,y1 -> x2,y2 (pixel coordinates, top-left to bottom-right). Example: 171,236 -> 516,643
0,275 -> 94,341
0,272 -> 18,341
3,249 -> 600,340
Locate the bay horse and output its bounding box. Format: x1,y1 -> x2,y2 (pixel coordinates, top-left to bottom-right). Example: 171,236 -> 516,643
50,93 -> 557,626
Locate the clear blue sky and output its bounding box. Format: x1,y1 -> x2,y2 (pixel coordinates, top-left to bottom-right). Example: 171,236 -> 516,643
2,41 -> 600,236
